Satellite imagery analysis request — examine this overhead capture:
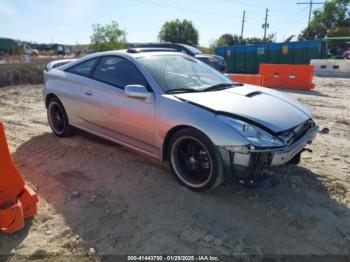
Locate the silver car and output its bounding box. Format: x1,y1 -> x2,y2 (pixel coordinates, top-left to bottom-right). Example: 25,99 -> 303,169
43,48 -> 318,192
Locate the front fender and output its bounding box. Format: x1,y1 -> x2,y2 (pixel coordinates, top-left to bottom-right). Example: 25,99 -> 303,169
156,94 -> 249,158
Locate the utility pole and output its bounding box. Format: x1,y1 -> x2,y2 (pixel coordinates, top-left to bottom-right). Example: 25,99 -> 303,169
297,1 -> 325,25
240,10 -> 246,40
262,8 -> 269,42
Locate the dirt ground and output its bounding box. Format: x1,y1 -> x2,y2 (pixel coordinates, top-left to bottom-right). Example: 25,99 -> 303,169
0,77 -> 350,259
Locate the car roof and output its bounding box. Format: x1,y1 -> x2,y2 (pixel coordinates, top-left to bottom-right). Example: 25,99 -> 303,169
130,42 -> 202,55
57,49 -> 188,71
104,49 -> 186,57
126,47 -> 178,53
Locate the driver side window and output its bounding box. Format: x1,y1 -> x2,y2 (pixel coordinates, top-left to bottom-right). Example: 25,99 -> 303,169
92,56 -> 147,89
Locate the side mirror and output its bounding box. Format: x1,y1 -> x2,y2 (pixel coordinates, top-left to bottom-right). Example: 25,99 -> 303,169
125,85 -> 151,100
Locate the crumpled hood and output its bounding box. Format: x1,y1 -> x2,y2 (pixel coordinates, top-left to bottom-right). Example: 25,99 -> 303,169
175,84 -> 312,133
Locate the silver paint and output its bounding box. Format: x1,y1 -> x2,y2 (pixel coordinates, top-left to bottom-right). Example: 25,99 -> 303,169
43,51 -> 317,167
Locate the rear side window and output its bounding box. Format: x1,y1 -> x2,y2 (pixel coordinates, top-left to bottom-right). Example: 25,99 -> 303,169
67,58 -> 99,77
92,56 -> 147,89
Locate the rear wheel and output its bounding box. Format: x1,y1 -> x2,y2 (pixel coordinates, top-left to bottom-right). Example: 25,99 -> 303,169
47,97 -> 73,137
168,128 -> 225,192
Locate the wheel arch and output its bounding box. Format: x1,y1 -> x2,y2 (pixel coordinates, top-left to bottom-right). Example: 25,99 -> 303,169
162,125 -> 207,161
45,93 -> 59,108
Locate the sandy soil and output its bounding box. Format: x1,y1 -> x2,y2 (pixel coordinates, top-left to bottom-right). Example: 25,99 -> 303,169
0,77 -> 350,259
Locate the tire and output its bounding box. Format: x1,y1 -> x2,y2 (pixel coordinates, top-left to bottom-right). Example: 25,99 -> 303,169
168,128 -> 225,192
47,97 -> 73,137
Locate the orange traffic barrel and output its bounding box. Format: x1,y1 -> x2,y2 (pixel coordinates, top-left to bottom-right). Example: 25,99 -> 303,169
0,121 -> 38,233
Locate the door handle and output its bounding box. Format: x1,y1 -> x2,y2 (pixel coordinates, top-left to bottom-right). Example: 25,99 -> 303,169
85,92 -> 93,96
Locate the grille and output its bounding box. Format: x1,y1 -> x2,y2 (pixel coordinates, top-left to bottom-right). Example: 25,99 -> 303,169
278,119 -> 314,145
293,119 -> 314,141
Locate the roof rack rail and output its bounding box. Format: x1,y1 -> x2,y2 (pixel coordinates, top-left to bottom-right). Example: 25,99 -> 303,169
127,47 -> 177,53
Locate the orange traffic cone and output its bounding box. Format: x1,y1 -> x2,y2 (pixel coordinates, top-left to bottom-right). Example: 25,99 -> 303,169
0,121 -> 38,233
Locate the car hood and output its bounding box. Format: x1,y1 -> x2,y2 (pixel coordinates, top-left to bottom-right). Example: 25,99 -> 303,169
175,84 -> 312,133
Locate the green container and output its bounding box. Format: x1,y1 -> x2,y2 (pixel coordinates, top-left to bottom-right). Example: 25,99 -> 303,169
215,40 -> 325,73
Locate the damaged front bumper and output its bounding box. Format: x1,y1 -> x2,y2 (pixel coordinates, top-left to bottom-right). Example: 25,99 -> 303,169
251,125 -> 318,166
220,125 -> 319,180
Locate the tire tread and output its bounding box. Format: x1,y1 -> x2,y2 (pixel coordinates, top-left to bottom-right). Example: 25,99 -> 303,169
168,127 -> 225,192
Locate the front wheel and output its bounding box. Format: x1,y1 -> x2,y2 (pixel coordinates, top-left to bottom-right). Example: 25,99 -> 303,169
168,128 -> 225,192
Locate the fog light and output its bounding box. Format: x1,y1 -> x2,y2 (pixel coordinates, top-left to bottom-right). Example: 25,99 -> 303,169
225,145 -> 249,153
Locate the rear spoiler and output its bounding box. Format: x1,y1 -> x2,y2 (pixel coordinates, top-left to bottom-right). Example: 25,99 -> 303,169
45,59 -> 77,71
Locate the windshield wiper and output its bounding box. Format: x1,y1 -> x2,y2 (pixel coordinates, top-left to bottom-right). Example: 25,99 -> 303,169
201,83 -> 243,92
166,83 -> 243,94
166,88 -> 200,94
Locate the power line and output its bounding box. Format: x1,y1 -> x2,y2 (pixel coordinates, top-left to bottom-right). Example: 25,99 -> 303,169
297,1 -> 325,25
220,0 -> 265,9
223,0 -> 296,13
270,6 -> 310,32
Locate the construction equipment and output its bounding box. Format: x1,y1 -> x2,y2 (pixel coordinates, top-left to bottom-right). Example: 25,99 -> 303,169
0,121 -> 38,234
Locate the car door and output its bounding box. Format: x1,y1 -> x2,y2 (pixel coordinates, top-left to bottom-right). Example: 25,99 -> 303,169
60,58 -> 100,126
78,56 -> 157,155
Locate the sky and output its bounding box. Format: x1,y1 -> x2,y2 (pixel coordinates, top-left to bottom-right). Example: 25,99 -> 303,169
0,0 -> 321,47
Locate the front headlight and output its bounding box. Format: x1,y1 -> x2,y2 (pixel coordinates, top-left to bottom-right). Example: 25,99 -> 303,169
218,115 -> 285,148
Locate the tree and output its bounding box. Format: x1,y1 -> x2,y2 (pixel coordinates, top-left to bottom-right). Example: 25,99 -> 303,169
211,33 -> 276,51
245,33 -> 276,44
90,21 -> 127,52
158,19 -> 199,46
216,34 -> 244,47
299,0 -> 350,40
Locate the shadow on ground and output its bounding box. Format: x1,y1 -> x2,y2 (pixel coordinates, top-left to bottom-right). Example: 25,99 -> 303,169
1,131 -> 350,256
0,220 -> 32,255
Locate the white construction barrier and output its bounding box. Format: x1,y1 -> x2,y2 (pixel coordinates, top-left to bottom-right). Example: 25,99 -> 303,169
311,59 -> 350,77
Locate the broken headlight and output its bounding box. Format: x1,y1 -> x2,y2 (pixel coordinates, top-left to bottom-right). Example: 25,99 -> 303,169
218,115 -> 285,148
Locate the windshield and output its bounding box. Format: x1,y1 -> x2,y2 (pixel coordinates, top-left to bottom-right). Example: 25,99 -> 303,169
138,55 -> 233,93
179,44 -> 202,55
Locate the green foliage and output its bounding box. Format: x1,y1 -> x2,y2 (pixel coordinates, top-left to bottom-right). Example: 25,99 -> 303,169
211,33 -> 276,50
90,21 -> 127,52
0,63 -> 44,87
245,34 -> 276,44
158,19 -> 199,46
0,38 -> 20,54
299,0 -> 350,40
216,34 -> 243,47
